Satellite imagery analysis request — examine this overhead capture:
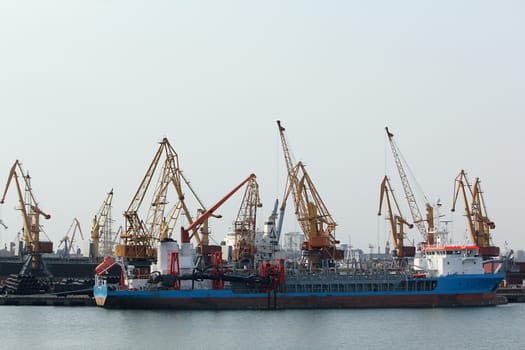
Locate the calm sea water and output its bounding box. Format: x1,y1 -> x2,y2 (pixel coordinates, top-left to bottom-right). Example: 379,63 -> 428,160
1,303 -> 524,350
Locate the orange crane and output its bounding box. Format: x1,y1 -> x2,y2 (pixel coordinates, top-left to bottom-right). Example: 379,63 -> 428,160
451,170 -> 500,258
59,217 -> 84,256
90,189 -> 114,259
385,127 -> 435,246
378,176 -> 415,258
277,120 -> 341,265
180,173 -> 257,270
233,176 -> 262,267
116,138 -> 206,263
0,160 -> 53,272
181,173 -> 257,245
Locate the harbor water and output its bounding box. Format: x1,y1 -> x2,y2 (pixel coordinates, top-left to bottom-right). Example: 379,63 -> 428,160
1,304 -> 525,349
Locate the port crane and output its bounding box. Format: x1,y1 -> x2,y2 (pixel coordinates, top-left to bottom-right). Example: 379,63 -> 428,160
385,127 -> 435,246
277,120 -> 340,265
90,189 -> 114,259
233,176 -> 262,267
0,160 -> 53,273
116,138 -> 206,264
451,170 -> 500,258
378,176 -> 415,258
59,217 -> 84,256
0,219 -> 7,229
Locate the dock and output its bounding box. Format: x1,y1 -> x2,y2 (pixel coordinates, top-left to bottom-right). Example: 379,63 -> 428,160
497,287 -> 525,303
0,294 -> 95,306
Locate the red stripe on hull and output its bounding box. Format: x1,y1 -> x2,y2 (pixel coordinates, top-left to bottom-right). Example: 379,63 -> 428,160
99,293 -> 501,309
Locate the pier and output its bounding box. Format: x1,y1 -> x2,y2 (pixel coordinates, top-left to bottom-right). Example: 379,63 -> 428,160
0,294 -> 95,306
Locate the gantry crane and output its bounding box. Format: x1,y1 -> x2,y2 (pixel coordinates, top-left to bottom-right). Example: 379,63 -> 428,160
277,120 -> 341,265
90,189 -> 114,259
378,176 -> 415,258
385,127 -> 435,245
451,170 -> 500,258
0,160 -> 53,273
116,138 -> 206,264
59,218 -> 84,256
233,176 -> 262,267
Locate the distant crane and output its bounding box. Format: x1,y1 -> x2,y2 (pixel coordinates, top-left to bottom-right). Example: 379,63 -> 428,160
451,170 -> 500,258
233,176 -> 262,267
385,127 -> 435,245
0,160 -> 52,274
277,120 -> 341,265
59,218 -> 84,257
378,176 -> 415,258
0,219 -> 7,229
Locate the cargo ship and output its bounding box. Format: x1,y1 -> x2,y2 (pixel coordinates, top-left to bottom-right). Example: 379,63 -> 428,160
93,240 -> 505,309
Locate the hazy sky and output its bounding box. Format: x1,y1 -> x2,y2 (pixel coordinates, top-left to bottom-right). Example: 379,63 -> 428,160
1,1 -> 524,254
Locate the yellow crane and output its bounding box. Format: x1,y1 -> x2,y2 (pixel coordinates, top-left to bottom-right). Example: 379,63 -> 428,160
59,217 -> 84,256
277,120 -> 341,265
90,189 -> 114,259
116,138 -> 205,263
451,170 -> 500,258
233,176 -> 262,266
385,127 -> 435,245
378,176 -> 415,258
0,160 -> 53,272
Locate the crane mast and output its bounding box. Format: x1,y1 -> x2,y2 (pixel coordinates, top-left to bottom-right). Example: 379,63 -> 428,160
385,127 -> 435,245
233,177 -> 262,267
451,170 -> 499,258
277,121 -> 340,265
378,176 -> 415,258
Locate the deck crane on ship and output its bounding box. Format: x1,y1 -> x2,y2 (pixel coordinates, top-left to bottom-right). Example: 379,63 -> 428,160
378,175 -> 415,258
451,170 -> 500,258
0,160 -> 53,276
90,189 -> 114,260
385,127 -> 436,246
277,120 -> 342,266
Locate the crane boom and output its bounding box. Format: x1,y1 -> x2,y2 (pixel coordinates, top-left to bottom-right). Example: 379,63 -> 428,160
277,120 -> 339,264
385,127 -> 434,245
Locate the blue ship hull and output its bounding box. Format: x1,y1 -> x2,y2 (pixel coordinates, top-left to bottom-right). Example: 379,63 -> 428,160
94,273 -> 504,309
